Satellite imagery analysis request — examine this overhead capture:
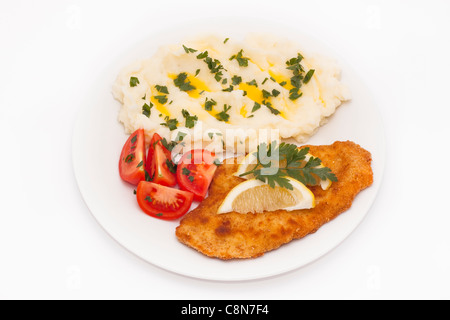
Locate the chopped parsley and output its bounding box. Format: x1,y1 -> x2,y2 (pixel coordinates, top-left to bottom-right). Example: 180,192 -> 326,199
196,51 -> 209,59
182,109 -> 198,128
229,49 -> 250,67
252,102 -> 261,113
142,102 -> 153,118
224,38 -> 229,44
246,79 -> 258,87
289,88 -> 303,100
129,77 -> 140,87
285,53 -> 309,100
215,104 -> 232,122
262,89 -> 272,99
154,95 -> 168,104
175,131 -> 187,142
182,167 -> 190,176
204,98 -> 217,111
196,52 -> 225,82
222,85 -> 234,92
174,72 -> 196,92
263,100 -> 281,115
166,159 -> 177,174
124,154 -> 135,163
161,116 -> 179,131
262,78 -> 268,85
303,69 -> 315,84
155,85 -> 169,94
195,69 -> 201,77
272,89 -> 281,97
231,75 -> 242,85
182,45 -> 197,53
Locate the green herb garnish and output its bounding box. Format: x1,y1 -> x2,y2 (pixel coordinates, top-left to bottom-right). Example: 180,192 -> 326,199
166,159 -> 177,174
154,95 -> 168,104
303,69 -> 315,84
263,100 -> 281,115
161,116 -> 179,131
285,53 -> 308,100
129,77 -> 140,87
222,85 -> 234,92
204,98 -> 217,111
142,103 -> 153,118
262,89 -> 272,99
197,51 -> 209,59
239,141 -> 337,190
124,154 -> 135,163
252,102 -> 261,113
289,88 -> 303,101
231,75 -> 242,85
155,85 -> 169,94
182,109 -> 198,128
173,72 -> 196,92
230,49 -> 250,67
182,45 -> 197,53
175,131 -> 187,142
215,104 -> 232,122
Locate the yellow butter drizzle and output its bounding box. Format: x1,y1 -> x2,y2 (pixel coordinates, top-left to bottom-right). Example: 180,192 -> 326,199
238,82 -> 264,104
240,105 -> 248,118
168,73 -> 211,99
150,88 -> 171,117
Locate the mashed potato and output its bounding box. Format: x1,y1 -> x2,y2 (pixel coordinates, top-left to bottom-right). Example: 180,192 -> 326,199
112,34 -> 350,153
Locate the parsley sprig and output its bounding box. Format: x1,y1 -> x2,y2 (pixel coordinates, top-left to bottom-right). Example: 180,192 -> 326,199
239,141 -> 337,190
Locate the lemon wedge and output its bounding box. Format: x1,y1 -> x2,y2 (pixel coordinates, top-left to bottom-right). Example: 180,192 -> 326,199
234,151 -> 333,190
217,177 -> 315,214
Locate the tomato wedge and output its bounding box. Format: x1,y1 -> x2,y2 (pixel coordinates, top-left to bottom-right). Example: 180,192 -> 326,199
146,133 -> 177,187
119,129 -> 146,185
136,181 -> 194,220
176,149 -> 218,202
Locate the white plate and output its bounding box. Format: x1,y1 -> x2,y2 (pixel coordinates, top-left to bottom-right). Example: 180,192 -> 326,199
72,18 -> 385,282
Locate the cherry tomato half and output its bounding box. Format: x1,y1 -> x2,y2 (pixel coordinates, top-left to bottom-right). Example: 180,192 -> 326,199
176,149 -> 218,202
119,129 -> 146,185
136,181 -> 194,220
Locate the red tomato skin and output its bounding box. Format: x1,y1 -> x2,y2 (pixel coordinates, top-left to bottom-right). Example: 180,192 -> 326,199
146,133 -> 177,187
176,149 -> 217,202
119,129 -> 146,186
136,181 -> 194,220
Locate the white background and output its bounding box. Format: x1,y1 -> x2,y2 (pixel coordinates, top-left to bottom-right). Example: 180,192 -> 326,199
1,0 -> 449,300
